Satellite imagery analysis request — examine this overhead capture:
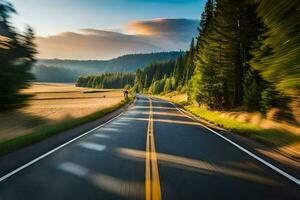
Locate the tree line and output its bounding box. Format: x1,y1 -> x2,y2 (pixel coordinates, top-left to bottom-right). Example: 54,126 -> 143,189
76,72 -> 135,89
0,0 -> 36,110
132,47 -> 195,95
132,0 -> 299,114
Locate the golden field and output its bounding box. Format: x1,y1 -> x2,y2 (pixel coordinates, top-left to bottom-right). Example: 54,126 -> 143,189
0,83 -> 123,142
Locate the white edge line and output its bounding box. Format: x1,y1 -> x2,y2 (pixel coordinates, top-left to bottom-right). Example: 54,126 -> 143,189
168,101 -> 300,187
0,111 -> 125,182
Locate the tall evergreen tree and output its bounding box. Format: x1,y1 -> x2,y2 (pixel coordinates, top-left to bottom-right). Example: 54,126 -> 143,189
133,69 -> 143,93
172,53 -> 185,88
190,0 -> 220,108
190,0 -> 262,110
182,38 -> 196,87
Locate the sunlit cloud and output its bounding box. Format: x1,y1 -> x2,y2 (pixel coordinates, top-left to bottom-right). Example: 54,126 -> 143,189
35,18 -> 199,60
126,18 -> 199,39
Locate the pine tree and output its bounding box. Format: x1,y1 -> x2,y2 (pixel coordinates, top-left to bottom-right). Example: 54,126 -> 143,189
182,39 -> 196,85
172,53 -> 183,88
144,74 -> 148,88
163,78 -> 171,93
190,0 -> 263,110
133,69 -> 143,93
190,0 -> 219,108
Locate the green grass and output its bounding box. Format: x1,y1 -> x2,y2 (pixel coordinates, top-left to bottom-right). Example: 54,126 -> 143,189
0,97 -> 132,155
155,93 -> 299,148
185,105 -> 300,148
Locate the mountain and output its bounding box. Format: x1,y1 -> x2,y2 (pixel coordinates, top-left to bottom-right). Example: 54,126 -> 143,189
32,51 -> 181,83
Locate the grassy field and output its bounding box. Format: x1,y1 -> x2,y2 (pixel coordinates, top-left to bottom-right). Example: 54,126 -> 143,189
155,92 -> 300,158
0,83 -> 125,147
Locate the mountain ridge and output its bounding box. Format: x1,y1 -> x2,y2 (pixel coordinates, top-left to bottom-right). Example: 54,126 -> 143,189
32,51 -> 182,83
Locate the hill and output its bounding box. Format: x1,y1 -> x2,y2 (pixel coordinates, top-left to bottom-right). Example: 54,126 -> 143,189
32,52 -> 181,83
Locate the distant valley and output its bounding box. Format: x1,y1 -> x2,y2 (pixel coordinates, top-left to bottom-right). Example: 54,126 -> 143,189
32,51 -> 181,83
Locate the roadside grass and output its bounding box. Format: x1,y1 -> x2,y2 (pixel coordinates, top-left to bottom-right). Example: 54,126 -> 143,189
155,93 -> 300,149
0,97 -> 132,155
185,105 -> 300,148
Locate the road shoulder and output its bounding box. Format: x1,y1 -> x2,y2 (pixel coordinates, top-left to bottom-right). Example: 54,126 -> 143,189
151,96 -> 300,182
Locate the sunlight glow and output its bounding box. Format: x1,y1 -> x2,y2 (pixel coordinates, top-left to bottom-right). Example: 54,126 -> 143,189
58,162 -> 88,177
78,142 -> 106,152
98,127 -> 120,132
58,161 -> 144,198
122,117 -> 201,126
117,148 -> 279,186
92,134 -> 110,138
91,173 -> 144,198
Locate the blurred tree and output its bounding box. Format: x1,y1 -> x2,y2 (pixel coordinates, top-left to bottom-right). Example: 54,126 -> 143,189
0,0 -> 36,110
251,0 -> 300,98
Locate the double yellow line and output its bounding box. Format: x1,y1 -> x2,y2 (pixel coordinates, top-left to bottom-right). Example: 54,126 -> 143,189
145,98 -> 162,200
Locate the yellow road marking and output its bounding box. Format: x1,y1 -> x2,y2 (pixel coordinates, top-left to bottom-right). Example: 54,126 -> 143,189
145,118 -> 151,200
145,97 -> 162,200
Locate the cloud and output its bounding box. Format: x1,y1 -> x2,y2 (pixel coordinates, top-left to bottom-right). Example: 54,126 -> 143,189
36,30 -> 161,60
35,18 -> 199,60
127,18 -> 198,37
126,18 -> 199,48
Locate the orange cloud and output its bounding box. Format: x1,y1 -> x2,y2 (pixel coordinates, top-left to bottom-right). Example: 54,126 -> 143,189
126,18 -> 199,38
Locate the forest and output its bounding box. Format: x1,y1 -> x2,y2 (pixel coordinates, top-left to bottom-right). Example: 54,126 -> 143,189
130,0 -> 300,115
76,72 -> 135,89
33,52 -> 181,83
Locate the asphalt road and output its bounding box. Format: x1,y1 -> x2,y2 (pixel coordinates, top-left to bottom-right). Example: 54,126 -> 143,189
0,95 -> 299,200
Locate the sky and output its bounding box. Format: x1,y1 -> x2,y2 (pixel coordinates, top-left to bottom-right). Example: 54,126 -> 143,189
9,0 -> 206,60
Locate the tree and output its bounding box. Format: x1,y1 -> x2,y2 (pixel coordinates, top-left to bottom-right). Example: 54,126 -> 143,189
190,0 -> 263,110
184,38 -> 196,84
133,69 -> 143,93
210,0 -> 262,107
190,0 -> 219,108
144,74 -> 148,88
0,0 -> 36,110
243,68 -> 264,111
172,52 -> 187,89
251,0 -> 300,98
163,77 -> 172,93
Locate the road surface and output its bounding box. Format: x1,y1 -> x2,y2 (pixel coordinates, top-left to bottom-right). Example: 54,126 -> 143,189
0,95 -> 299,199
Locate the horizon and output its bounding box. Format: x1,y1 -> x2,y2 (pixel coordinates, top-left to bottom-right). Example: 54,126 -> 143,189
37,50 -> 183,61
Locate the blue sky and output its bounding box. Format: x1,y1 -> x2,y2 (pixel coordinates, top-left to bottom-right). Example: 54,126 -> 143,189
9,0 -> 206,59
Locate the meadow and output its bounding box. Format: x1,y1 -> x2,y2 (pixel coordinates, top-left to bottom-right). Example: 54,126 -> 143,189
0,83 -> 124,142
